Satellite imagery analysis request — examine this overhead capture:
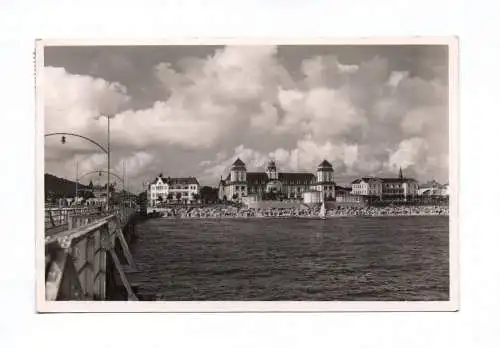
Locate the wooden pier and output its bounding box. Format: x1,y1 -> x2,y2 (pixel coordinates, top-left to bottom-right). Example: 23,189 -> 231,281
44,206 -> 139,301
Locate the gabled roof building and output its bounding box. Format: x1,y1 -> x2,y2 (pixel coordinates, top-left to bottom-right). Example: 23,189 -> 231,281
351,168 -> 419,201
147,174 -> 200,206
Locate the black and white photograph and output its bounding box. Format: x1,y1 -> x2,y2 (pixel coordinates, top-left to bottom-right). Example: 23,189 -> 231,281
36,38 -> 458,311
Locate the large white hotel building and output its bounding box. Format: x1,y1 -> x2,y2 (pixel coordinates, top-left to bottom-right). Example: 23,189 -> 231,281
147,174 -> 200,206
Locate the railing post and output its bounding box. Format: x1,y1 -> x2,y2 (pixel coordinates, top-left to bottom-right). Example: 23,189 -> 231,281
92,225 -> 107,300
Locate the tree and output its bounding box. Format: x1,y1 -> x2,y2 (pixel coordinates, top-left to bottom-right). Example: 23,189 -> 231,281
232,193 -> 238,201
192,193 -> 200,203
167,193 -> 173,202
200,186 -> 218,204
137,191 -> 148,205
82,190 -> 95,200
176,192 -> 182,202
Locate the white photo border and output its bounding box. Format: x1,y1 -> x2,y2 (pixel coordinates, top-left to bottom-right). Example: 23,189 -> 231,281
35,36 -> 459,313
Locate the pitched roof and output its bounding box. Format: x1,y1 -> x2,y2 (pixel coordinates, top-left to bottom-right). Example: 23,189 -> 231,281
381,177 -> 417,183
247,172 -> 269,184
278,172 -> 316,182
381,178 -> 404,183
222,172 -> 316,185
352,177 -> 382,184
318,159 -> 333,168
154,177 -> 199,185
171,177 -> 199,185
232,158 -> 246,166
335,185 -> 352,192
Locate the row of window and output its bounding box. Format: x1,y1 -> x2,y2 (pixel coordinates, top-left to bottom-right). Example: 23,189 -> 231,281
317,174 -> 334,181
229,186 -> 336,194
228,179 -> 330,186
152,185 -> 198,191
354,183 -> 418,189
151,192 -> 191,199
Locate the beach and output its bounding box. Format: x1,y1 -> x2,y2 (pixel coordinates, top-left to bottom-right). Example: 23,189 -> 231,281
151,205 -> 449,219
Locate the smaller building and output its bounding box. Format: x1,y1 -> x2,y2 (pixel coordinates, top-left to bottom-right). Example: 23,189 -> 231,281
351,168 -> 418,202
351,177 -> 383,197
303,190 -> 322,204
334,185 -> 364,204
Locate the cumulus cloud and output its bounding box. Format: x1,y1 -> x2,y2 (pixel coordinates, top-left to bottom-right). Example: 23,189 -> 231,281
44,45 -> 449,191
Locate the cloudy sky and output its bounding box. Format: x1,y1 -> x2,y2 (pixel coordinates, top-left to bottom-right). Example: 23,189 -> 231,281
43,44 -> 449,193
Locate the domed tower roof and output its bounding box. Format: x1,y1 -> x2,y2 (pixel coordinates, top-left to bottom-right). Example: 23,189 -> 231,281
232,157 -> 246,168
317,159 -> 334,171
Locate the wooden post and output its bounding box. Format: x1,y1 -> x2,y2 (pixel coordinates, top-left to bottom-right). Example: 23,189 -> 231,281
46,250 -> 85,301
109,247 -> 138,301
84,233 -> 95,298
48,210 -> 56,227
46,251 -> 68,300
116,228 -> 137,270
71,238 -> 87,295
92,227 -> 106,299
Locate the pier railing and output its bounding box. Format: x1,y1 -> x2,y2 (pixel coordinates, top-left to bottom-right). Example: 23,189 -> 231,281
44,207 -> 138,301
45,206 -> 107,233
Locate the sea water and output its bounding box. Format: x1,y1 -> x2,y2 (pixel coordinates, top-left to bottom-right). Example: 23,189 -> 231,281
126,216 -> 449,301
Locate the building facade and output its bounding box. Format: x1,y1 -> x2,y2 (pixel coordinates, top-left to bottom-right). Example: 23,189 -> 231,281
351,177 -> 383,196
218,158 -> 335,202
351,168 -> 418,201
148,174 -> 200,206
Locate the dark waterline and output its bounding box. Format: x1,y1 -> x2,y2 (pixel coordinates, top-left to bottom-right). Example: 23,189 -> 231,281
126,216 -> 449,301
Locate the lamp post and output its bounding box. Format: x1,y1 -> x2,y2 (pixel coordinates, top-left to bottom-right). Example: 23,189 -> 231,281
45,115 -> 112,212
106,115 -> 110,212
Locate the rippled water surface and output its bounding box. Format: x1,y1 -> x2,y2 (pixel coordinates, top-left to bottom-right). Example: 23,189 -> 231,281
127,216 -> 449,301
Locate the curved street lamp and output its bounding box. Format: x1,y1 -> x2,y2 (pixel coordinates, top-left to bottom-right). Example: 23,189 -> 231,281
45,116 -> 111,211
45,132 -> 108,153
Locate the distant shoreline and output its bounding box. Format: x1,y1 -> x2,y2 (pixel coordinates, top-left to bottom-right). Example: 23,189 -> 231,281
155,213 -> 449,220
